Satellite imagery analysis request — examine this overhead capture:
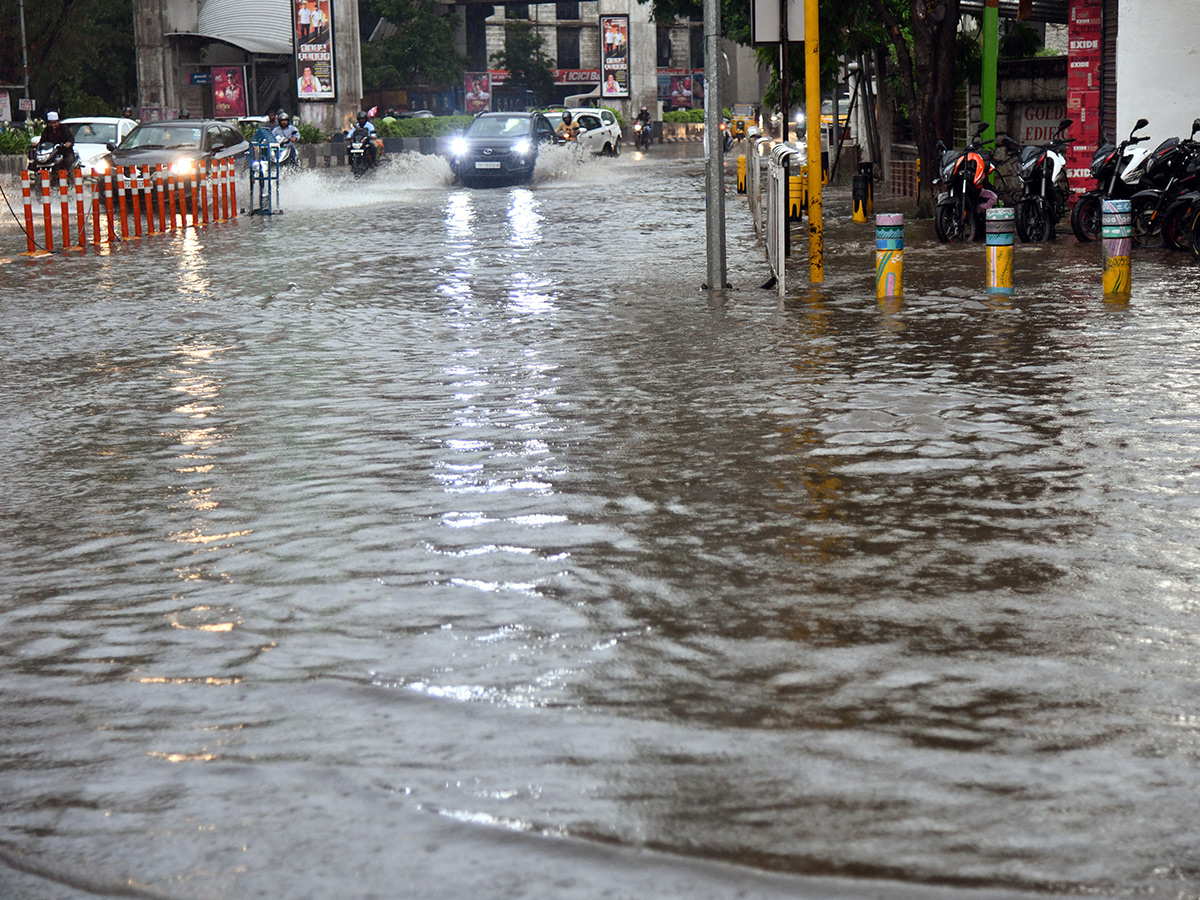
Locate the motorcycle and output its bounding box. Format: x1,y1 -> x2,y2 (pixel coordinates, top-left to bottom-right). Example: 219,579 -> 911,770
1126,118 -> 1200,250
1002,119 -> 1073,242
933,121 -> 998,243
347,126 -> 379,178
633,119 -> 652,152
1070,117 -> 1152,243
27,138 -> 79,179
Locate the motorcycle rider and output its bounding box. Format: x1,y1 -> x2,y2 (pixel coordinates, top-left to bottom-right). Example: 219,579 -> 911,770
634,105 -> 651,148
556,110 -> 579,142
273,113 -> 300,145
31,111 -> 76,176
346,110 -> 379,167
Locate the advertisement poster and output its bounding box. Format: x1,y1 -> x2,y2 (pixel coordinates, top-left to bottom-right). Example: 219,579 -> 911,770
658,71 -> 704,110
465,73 -> 491,114
210,67 -> 248,119
294,0 -> 336,100
1065,0 -> 1101,188
600,15 -> 629,99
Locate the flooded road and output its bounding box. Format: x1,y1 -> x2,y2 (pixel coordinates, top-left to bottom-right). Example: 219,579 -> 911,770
5,146 -> 1200,900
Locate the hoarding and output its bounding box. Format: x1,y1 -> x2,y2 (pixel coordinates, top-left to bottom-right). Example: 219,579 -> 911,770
295,0 -> 336,101
600,15 -> 629,99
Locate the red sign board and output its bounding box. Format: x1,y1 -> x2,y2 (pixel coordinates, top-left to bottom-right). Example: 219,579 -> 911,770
1065,0 -> 1103,194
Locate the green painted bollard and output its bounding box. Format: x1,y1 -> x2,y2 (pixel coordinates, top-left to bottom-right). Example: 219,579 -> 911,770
985,207 -> 1015,295
876,213 -> 903,299
1102,199 -> 1132,298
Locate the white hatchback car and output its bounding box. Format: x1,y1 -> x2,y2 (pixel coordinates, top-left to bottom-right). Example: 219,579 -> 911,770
569,108 -> 622,156
61,117 -> 139,175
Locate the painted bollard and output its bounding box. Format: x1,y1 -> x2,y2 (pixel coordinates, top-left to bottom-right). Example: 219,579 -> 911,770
737,154 -> 747,193
852,172 -> 870,223
985,207 -> 1015,295
876,213 -> 904,299
1102,199 -> 1132,297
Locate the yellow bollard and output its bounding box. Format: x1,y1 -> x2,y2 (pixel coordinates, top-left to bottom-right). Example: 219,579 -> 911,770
1102,199 -> 1132,299
985,208 -> 1015,295
788,173 -> 804,221
852,172 -> 870,223
876,213 -> 903,299
737,154 -> 746,194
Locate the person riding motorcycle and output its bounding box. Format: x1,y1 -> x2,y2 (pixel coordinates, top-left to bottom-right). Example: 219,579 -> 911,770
29,111 -> 76,176
633,105 -> 652,150
556,110 -> 579,142
272,113 -> 301,166
635,106 -> 651,127
346,110 -> 379,167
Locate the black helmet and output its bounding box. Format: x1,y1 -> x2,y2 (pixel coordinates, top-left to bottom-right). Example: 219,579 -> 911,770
561,111 -> 572,123
357,110 -> 368,122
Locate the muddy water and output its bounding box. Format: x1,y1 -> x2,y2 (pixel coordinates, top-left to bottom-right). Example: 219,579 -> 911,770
4,147 -> 1200,900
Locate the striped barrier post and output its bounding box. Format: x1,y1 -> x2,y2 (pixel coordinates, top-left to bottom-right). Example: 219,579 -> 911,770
117,168 -> 130,239
200,164 -> 209,225
92,174 -> 101,246
220,158 -> 230,220
985,207 -> 1015,295
156,166 -> 167,232
134,167 -> 146,237
169,170 -> 179,229
105,171 -> 117,243
73,170 -> 86,250
59,174 -> 71,250
20,171 -> 36,255
1102,199 -> 1132,298
230,161 -> 238,217
41,170 -> 54,251
191,169 -> 200,226
875,213 -> 904,299
143,168 -> 156,235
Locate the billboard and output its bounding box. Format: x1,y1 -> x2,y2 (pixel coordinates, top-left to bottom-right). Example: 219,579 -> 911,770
600,15 -> 629,99
658,70 -> 704,110
211,67 -> 248,119
465,72 -> 491,114
294,0 -> 336,100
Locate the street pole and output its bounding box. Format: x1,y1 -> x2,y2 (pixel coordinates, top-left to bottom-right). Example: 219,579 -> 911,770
803,0 -> 822,282
19,0 -> 31,105
981,0 -> 999,148
703,0 -> 726,290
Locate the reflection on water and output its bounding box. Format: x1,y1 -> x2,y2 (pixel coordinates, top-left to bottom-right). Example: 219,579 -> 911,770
5,153 -> 1200,899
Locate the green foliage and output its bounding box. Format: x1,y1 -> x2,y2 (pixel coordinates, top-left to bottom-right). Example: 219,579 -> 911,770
603,106 -> 625,127
663,109 -> 705,123
0,125 -> 33,155
376,115 -> 474,138
490,16 -> 557,107
363,0 -> 466,90
1000,21 -> 1046,59
1,0 -> 136,116
298,121 -> 326,143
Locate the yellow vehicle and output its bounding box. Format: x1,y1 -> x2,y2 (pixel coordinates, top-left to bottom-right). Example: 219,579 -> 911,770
729,103 -> 757,140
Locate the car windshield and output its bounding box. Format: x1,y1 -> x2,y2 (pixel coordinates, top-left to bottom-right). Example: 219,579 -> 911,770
68,122 -> 118,143
120,125 -> 202,150
468,116 -> 530,138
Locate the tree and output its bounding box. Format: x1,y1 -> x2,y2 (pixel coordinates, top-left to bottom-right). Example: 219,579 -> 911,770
361,0 -> 465,90
489,15 -> 556,108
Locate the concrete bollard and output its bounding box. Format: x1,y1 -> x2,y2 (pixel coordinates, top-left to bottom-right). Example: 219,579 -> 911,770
860,163 -> 874,216
875,213 -> 904,299
737,154 -> 746,194
985,207 -> 1015,295
852,172 -> 870,223
1102,199 -> 1132,298
788,173 -> 804,221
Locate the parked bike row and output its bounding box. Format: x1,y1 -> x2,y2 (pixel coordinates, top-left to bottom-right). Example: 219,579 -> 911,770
932,116 -> 1200,260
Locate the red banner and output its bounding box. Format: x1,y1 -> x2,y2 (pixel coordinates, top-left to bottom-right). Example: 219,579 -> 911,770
1065,0 -> 1102,190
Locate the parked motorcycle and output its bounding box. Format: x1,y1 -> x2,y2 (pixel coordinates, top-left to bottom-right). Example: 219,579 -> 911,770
347,126 -> 379,178
933,122 -> 997,243
633,120 -> 652,152
1070,117 -> 1152,243
1126,118 -> 1200,249
1003,119 -> 1073,242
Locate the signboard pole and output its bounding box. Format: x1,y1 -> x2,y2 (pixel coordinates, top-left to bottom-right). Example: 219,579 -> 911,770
981,0 -> 999,148
18,0 -> 31,107
703,0 -> 726,290
804,0 -> 822,283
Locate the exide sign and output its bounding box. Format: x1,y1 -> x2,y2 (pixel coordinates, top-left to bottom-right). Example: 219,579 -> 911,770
1070,38 -> 1099,51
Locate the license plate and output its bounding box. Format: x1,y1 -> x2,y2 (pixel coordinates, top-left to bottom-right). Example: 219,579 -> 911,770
475,161 -> 502,169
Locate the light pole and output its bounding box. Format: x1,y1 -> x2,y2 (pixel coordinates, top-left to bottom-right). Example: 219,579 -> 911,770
19,0 -> 31,107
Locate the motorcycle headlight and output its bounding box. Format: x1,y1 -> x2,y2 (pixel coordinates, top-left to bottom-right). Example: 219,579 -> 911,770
450,137 -> 468,157
513,139 -> 532,156
170,157 -> 196,175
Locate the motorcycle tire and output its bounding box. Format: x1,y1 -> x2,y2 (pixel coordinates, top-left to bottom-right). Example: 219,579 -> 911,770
1017,197 -> 1053,242
1131,196 -> 1166,250
1162,204 -> 1194,251
1071,192 -> 1102,243
1189,209 -> 1200,261
934,202 -> 953,243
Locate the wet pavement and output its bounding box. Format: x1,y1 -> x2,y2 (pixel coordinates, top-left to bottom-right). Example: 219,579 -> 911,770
3,145 -> 1200,900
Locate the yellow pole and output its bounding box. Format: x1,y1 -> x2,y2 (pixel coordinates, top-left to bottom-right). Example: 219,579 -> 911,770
804,0 -> 823,282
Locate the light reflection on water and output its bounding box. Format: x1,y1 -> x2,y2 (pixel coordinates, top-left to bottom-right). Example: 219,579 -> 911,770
5,154 -> 1200,899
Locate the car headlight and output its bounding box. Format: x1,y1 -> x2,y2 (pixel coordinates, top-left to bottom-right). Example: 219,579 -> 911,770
170,157 -> 196,175
91,158 -> 110,174
513,139 -> 532,156
450,137 -> 468,157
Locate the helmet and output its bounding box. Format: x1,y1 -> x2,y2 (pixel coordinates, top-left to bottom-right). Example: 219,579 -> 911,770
279,113 -> 291,125
357,111 -> 368,122
276,108 -> 287,118
641,106 -> 647,111
561,111 -> 572,123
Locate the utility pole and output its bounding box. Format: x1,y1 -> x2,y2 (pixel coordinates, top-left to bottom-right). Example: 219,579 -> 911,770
19,0 -> 30,104
703,0 -> 726,290
803,0 -> 822,282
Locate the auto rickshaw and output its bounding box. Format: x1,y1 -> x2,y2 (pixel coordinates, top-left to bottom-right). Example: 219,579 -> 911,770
729,103 -> 757,141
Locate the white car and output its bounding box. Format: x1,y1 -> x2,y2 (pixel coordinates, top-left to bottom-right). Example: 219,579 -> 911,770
60,117 -> 139,175
570,109 -> 622,156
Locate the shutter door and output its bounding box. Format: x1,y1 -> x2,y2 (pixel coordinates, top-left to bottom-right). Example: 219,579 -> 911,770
1101,0 -> 1118,138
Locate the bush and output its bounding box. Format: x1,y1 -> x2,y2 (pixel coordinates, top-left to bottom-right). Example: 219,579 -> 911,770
298,121 -> 325,143
0,125 -> 33,155
376,115 -> 474,138
602,106 -> 625,128
663,109 -> 705,124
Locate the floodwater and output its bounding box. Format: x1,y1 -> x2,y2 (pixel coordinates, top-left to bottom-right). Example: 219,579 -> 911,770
4,145 -> 1200,900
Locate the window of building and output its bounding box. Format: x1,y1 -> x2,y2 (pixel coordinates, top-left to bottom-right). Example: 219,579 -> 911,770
690,24 -> 703,69
556,0 -> 579,20
656,24 -> 672,66
557,27 -> 581,69
508,2 -> 529,19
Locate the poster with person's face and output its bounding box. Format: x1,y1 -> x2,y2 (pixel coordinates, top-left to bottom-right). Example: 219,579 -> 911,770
465,72 -> 491,114
211,67 -> 247,119
600,15 -> 628,98
294,0 -> 336,100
